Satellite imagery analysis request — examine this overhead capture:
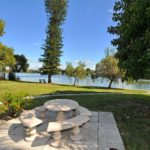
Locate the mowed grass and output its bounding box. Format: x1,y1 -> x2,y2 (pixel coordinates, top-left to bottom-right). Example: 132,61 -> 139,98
0,80 -> 150,150
0,80 -> 147,96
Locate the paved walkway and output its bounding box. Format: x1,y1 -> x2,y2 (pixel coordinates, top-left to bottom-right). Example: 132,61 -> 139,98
0,111 -> 125,150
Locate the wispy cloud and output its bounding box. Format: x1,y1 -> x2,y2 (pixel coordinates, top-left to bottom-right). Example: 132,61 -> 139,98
31,42 -> 42,47
29,59 -> 96,70
65,60 -> 95,70
108,9 -> 113,13
108,17 -> 112,21
84,60 -> 95,70
108,8 -> 113,22
28,59 -> 42,69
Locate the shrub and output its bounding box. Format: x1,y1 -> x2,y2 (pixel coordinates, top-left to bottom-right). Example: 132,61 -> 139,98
0,93 -> 32,117
8,71 -> 16,81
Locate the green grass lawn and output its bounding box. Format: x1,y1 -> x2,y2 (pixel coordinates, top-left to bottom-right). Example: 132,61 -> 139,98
0,80 -> 150,150
0,80 -> 148,96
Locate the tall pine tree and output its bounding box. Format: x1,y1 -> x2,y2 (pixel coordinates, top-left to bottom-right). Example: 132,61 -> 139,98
40,0 -> 68,83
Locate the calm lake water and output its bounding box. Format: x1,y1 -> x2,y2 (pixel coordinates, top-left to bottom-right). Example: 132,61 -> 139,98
13,73 -> 150,91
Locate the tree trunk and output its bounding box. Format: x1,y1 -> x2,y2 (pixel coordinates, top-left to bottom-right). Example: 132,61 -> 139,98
108,78 -> 113,88
48,74 -> 51,83
73,77 -> 77,86
3,72 -> 5,80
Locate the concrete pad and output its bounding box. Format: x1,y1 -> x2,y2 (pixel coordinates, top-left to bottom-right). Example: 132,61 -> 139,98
9,124 -> 25,137
91,111 -> 98,117
90,116 -> 99,122
0,111 -> 125,150
82,120 -> 98,129
99,112 -> 116,125
99,112 -> 125,150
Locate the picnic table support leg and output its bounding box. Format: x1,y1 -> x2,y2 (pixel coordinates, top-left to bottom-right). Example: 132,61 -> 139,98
70,126 -> 82,141
50,131 -> 62,148
25,127 -> 37,142
73,109 -> 79,116
40,110 -> 46,119
56,111 -> 65,121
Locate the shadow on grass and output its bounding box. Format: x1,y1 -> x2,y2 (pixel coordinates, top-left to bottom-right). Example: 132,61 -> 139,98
27,93 -> 150,111
39,90 -> 115,95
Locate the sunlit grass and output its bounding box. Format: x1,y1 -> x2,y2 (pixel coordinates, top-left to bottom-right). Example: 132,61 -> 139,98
0,80 -> 147,96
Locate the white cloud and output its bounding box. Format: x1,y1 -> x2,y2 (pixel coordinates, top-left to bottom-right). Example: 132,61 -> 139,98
108,9 -> 113,13
108,17 -> 112,21
31,42 -> 42,47
28,59 -> 96,70
60,64 -> 66,70
28,59 -> 42,70
84,60 -> 95,70
62,60 -> 95,70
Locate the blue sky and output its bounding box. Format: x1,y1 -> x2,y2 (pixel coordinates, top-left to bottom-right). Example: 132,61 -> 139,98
0,0 -> 115,69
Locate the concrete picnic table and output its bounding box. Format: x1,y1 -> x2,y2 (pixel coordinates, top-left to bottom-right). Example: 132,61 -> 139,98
44,99 -> 79,121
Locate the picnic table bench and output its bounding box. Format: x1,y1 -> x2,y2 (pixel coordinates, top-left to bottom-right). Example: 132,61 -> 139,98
39,79 -> 46,83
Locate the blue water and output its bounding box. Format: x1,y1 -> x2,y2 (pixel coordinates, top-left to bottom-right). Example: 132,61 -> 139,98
13,73 -> 150,90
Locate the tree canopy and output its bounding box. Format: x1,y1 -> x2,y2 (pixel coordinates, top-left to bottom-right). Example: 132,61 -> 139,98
13,54 -> 29,72
95,49 -> 123,88
65,62 -> 86,85
0,20 -> 5,36
0,43 -> 16,71
86,68 -> 92,76
0,20 -> 15,72
96,56 -> 121,88
108,0 -> 150,80
40,0 -> 68,83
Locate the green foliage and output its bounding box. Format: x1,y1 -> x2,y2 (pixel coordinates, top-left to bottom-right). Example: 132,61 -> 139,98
0,43 -> 16,71
0,93 -> 31,117
95,49 -> 123,88
0,20 -> 15,72
86,68 -> 92,76
0,20 -> 5,36
65,62 -> 74,77
65,62 -> 86,85
74,62 -> 86,80
104,47 -> 116,57
8,71 -> 16,81
40,0 -> 68,83
13,54 -> 29,72
108,0 -> 150,80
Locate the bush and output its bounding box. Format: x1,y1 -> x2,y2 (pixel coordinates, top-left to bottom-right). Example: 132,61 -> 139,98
0,93 -> 32,117
8,71 -> 16,81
